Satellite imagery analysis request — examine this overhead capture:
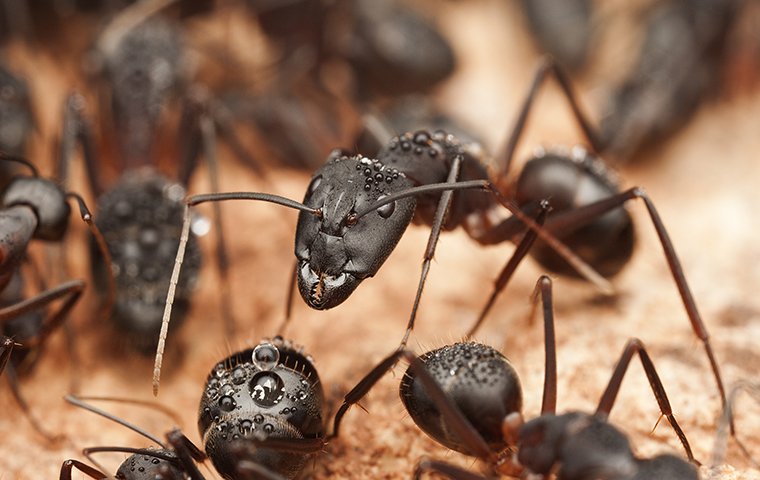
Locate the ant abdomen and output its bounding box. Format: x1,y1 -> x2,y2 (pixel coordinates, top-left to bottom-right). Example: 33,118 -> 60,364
515,150 -> 635,278
198,338 -> 325,480
400,342 -> 522,454
92,169 -> 201,352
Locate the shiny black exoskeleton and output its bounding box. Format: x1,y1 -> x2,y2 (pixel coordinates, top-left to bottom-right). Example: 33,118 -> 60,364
514,148 -> 634,278
198,338 -> 325,480
295,130 -> 491,310
60,395 -> 205,480
0,156 -> 94,441
518,413 -> 699,480
331,277 -> 698,479
401,342 -> 522,455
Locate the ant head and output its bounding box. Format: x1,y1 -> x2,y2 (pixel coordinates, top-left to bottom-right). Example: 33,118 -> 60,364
294,151 -> 416,309
198,339 -> 325,479
400,342 -> 523,456
115,448 -> 185,480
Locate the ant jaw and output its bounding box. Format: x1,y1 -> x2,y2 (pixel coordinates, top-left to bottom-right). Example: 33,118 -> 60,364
296,262 -> 361,310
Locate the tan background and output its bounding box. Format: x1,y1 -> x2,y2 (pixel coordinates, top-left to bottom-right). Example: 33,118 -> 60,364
1,1 -> 759,478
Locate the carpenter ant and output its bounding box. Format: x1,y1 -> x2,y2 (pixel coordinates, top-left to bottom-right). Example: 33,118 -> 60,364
74,338 -> 328,479
598,0 -> 742,161
197,337 -> 326,480
0,62 -> 35,185
0,153 -> 112,441
63,10 -> 249,352
152,57 -> 727,408
247,0 -> 455,99
518,0 -> 593,72
60,394 -> 208,480
331,275 -> 698,479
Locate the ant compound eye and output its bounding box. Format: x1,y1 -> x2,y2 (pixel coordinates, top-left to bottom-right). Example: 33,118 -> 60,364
252,343 -> 280,371
306,175 -> 322,197
376,196 -> 395,219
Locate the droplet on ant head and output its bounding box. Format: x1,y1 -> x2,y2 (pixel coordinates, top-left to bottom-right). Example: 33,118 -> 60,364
219,395 -> 236,412
252,343 -> 280,371
307,175 -> 323,196
376,195 -> 395,219
249,371 -> 285,407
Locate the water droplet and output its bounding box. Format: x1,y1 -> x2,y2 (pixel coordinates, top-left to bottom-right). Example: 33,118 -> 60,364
263,423 -> 274,434
240,419 -> 253,434
254,414 -> 264,424
401,141 -> 411,151
219,395 -> 236,412
252,343 -> 280,371
152,458 -> 160,464
250,372 -> 285,407
214,364 -> 225,377
232,367 -> 247,385
207,388 -> 218,399
297,389 -> 307,400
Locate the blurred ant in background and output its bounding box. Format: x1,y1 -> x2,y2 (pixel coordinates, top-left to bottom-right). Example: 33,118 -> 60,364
0,154 -> 112,442
518,0 -> 747,162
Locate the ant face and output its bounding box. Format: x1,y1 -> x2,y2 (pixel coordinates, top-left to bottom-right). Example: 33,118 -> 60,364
198,339 -> 324,480
295,152 -> 415,309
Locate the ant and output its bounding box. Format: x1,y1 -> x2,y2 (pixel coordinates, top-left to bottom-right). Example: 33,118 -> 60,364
60,394 -> 209,480
330,275 -> 699,479
64,338 -> 329,479
62,8 -> 258,352
0,62 -> 35,185
197,336 -> 327,480
153,57 -> 727,416
0,153 -> 113,442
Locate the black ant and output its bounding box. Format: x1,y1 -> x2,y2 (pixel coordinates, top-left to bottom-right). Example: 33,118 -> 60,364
197,336 -> 327,480
0,62 -> 35,185
330,275 -> 699,479
152,57 -> 727,416
64,338 -> 329,479
62,8 -> 256,352
60,394 -> 209,480
0,153 -> 113,442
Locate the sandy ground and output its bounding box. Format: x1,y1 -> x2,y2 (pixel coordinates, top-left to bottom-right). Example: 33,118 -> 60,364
1,1 -> 759,479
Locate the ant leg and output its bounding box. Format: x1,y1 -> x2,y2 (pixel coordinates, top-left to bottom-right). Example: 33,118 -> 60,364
595,337 -> 696,463
538,186 -> 726,410
413,458 -> 492,480
465,201 -> 549,337
166,428 -> 208,480
153,192 -> 320,395
59,459 -> 107,480
178,93 -> 237,339
57,93 -> 104,197
533,275 -> 558,415
331,349 -> 493,462
236,461 -> 290,480
500,55 -> 602,178
0,280 -> 85,355
398,153 -> 463,348
711,381 -> 760,468
5,363 -> 65,443
356,181 -> 612,294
